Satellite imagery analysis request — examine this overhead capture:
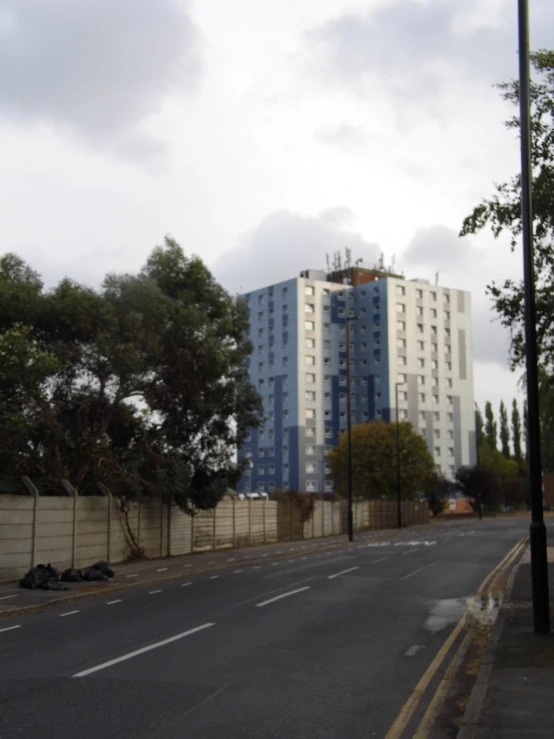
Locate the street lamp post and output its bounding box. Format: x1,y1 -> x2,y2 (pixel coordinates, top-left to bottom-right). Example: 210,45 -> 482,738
346,315 -> 358,542
395,382 -> 404,529
518,0 -> 550,634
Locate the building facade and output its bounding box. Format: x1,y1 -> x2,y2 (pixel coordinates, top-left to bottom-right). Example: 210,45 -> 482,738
237,267 -> 476,495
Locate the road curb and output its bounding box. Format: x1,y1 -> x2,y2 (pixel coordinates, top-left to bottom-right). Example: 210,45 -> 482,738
456,543 -> 527,738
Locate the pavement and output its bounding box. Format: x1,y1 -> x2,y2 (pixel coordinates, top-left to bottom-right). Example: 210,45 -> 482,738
458,521 -> 554,738
0,517 -> 527,738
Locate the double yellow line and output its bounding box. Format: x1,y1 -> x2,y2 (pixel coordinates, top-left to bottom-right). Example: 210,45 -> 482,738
384,537 -> 526,739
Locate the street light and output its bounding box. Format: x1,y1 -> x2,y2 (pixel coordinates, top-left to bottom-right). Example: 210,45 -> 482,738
395,382 -> 405,529
346,315 -> 358,542
517,0 -> 550,634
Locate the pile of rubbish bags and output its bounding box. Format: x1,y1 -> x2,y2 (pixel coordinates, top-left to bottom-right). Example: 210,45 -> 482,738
19,560 -> 115,590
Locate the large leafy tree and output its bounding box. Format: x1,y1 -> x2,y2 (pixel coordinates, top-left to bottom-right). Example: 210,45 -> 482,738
460,51 -> 554,371
328,420 -> 436,500
423,470 -> 455,516
0,238 -> 262,512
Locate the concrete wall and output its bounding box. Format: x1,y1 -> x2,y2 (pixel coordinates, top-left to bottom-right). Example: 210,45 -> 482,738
0,485 -> 428,581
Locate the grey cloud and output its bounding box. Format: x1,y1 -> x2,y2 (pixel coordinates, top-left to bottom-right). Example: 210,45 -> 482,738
0,0 -> 201,159
315,123 -> 368,154
471,294 -> 511,368
402,225 -> 482,269
212,209 -> 381,295
306,0 -> 553,99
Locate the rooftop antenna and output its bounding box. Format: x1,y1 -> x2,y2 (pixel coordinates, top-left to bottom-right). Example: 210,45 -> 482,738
435,271 -> 439,285
326,253 -> 330,272
337,252 -> 342,269
345,246 -> 352,269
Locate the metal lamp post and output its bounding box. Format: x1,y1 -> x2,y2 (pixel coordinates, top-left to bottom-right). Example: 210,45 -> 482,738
395,382 -> 404,529
346,315 -> 358,542
517,0 -> 550,634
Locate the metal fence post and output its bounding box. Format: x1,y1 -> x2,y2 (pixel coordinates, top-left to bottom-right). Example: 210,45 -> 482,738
249,498 -> 252,546
213,504 -> 217,551
167,503 -> 171,557
159,501 -> 164,558
232,497 -> 236,548
21,476 -> 39,568
96,482 -> 112,561
263,499 -> 266,543
61,480 -> 78,568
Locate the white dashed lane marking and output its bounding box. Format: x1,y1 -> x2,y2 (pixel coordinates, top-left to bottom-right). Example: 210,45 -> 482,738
0,625 -> 21,633
73,623 -> 215,678
256,587 -> 311,608
107,600 -> 122,605
328,567 -> 359,580
148,590 -> 162,595
60,610 -> 80,617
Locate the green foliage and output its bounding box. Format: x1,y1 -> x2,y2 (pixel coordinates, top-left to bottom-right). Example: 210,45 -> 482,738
499,401 -> 511,459
455,465 -> 502,512
511,399 -> 524,465
423,470 -> 455,516
0,238 -> 262,512
479,443 -> 519,481
328,420 -> 436,500
460,50 -> 554,372
475,405 -> 484,449
485,401 -> 498,451
502,477 -> 530,510
538,367 -> 554,472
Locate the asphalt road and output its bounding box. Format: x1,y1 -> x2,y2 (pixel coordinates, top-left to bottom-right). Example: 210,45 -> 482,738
0,518 -> 528,739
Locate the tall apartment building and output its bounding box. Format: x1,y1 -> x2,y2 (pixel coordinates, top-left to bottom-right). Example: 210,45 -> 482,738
237,266 -> 476,495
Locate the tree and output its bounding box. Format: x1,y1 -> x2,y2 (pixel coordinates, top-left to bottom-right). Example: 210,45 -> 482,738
485,401 -> 498,451
502,477 -> 530,510
328,420 -> 436,500
423,470 -> 455,516
479,443 -> 519,481
0,238 -> 262,513
512,399 -> 524,465
538,367 -> 554,472
475,405 -> 484,450
499,401 -> 511,459
460,51 -> 554,373
456,465 -> 502,513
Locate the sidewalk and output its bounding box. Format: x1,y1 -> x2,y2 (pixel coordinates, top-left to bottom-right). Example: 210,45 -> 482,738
459,527 -> 554,738
0,520 -> 447,618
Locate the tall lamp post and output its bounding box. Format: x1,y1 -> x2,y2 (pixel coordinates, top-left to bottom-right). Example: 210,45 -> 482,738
346,315 -> 358,542
518,0 -> 550,634
395,382 -> 404,529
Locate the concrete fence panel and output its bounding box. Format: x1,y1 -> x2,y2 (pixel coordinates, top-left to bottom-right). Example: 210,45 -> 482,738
169,506 -> 193,556
0,482 -> 428,581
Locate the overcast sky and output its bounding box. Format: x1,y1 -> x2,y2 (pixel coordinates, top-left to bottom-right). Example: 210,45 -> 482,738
1,0 -> 552,417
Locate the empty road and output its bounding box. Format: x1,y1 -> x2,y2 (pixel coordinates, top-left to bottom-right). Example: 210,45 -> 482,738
0,518 -> 527,738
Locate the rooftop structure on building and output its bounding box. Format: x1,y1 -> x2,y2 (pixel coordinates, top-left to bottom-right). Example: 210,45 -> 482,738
237,255 -> 476,495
